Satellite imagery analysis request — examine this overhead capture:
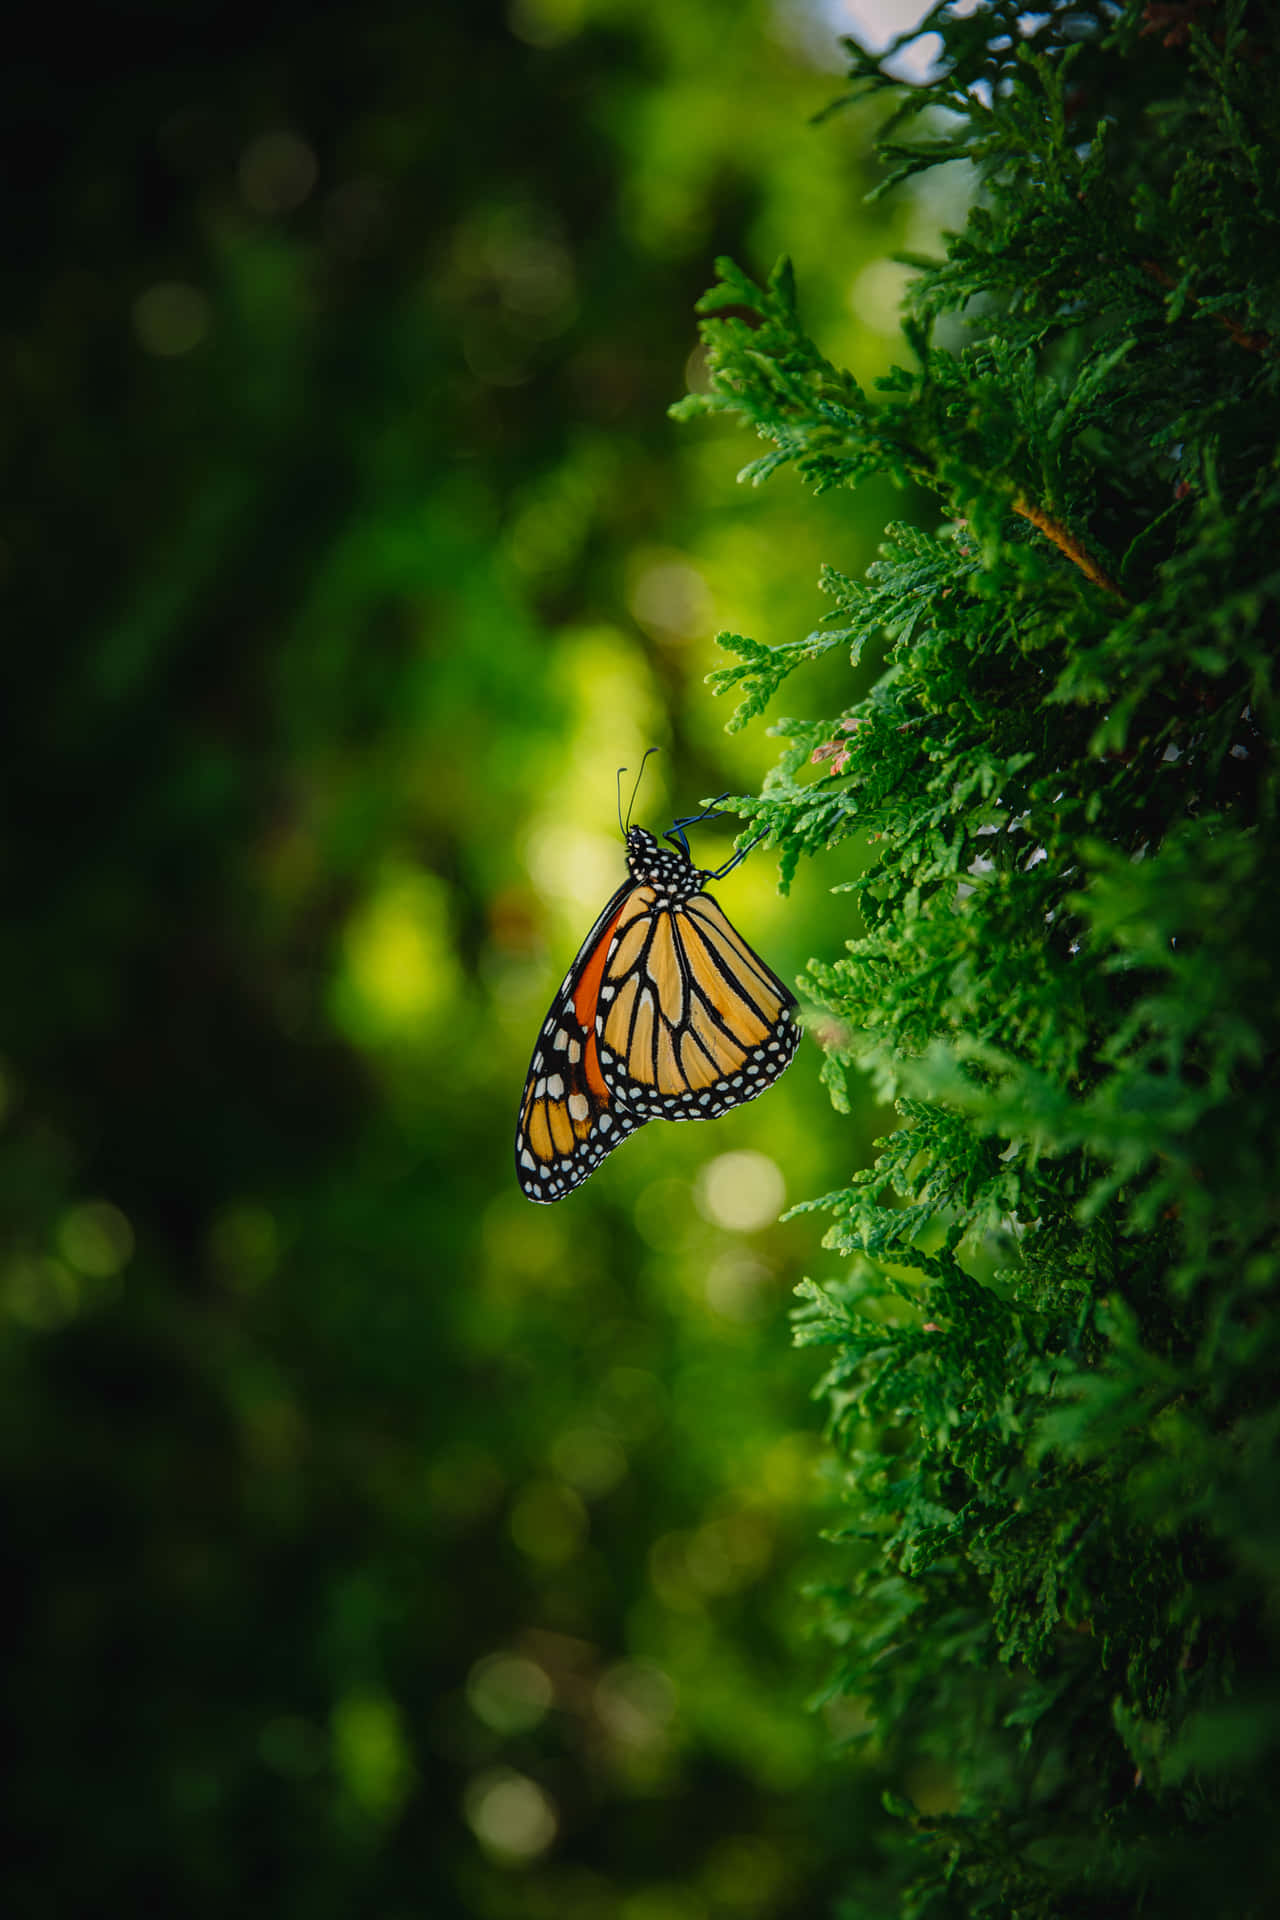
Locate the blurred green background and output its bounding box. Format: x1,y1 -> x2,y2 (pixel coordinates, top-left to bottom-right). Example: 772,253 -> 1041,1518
1,2 -> 958,1913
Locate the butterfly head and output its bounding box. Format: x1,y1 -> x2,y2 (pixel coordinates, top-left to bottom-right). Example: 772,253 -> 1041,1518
626,825 -> 706,901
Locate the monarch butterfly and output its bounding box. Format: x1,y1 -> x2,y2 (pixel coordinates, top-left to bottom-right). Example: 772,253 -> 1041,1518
515,780 -> 799,1203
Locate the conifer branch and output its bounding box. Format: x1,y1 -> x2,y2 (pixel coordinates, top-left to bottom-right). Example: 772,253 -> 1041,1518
682,4 -> 1280,1906
1141,258 -> 1270,354
1012,496 -> 1127,599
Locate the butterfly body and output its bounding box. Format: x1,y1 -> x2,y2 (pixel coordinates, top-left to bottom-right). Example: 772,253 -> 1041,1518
516,824 -> 799,1203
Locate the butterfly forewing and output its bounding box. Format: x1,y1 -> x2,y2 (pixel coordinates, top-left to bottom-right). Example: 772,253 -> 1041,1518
515,882 -> 648,1202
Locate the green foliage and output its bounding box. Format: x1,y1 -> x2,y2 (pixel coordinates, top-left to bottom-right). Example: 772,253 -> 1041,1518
0,6 -> 907,1918
679,2 -> 1280,1913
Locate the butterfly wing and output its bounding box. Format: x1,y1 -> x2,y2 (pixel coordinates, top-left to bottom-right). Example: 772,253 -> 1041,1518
594,887 -> 799,1121
515,881 -> 650,1203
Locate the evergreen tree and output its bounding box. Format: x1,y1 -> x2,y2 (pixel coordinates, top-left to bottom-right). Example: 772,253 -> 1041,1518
677,2 -> 1280,1911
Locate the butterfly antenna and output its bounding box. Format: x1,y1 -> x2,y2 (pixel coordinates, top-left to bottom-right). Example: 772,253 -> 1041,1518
624,747 -> 659,833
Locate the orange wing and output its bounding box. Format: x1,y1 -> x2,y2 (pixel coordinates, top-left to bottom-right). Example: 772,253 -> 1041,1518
593,889 -> 799,1121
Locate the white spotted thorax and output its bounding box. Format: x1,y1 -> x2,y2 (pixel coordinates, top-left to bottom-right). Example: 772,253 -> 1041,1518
625,825 -> 709,899
515,817 -> 800,1202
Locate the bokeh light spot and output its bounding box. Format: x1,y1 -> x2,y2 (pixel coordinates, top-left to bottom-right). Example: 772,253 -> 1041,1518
760,1430 -> 823,1502
331,1690 -> 414,1821
705,1251 -> 773,1322
621,1882 -> 708,1920
695,1151 -> 785,1233
683,342 -> 712,395
703,1834 -> 786,1910
549,1426 -> 628,1498
685,1509 -> 773,1595
335,870 -> 461,1041
594,1660 -> 677,1749
132,282 -> 210,357
57,1201 -> 134,1278
526,823 -> 621,919
647,1532 -> 703,1614
627,555 -> 713,642
492,232 -> 576,328
507,0 -> 586,49
467,1652 -> 554,1734
5,1256 -> 79,1330
849,258 -> 916,338
239,130 -> 319,213
483,1192 -> 569,1293
463,1766 -> 558,1863
509,1479 -> 589,1566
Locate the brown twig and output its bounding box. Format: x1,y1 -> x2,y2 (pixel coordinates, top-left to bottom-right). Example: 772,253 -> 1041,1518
1012,496 -> 1127,600
1141,258 -> 1270,354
